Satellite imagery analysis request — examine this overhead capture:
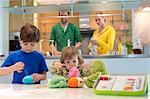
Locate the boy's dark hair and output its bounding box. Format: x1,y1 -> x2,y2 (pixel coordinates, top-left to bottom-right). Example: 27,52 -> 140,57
20,23 -> 40,42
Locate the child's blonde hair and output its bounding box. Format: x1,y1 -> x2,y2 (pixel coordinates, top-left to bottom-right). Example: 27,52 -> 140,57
60,46 -> 84,66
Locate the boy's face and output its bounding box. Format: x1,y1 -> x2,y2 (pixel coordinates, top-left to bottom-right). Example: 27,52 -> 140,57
20,41 -> 36,53
64,56 -> 79,70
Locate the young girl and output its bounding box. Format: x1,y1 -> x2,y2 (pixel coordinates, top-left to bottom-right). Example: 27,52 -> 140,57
49,46 -> 91,78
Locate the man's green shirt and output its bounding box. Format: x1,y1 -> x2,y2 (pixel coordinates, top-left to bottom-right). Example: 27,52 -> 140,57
50,23 -> 82,51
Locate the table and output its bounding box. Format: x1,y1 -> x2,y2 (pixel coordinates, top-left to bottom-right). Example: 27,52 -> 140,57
0,84 -> 147,99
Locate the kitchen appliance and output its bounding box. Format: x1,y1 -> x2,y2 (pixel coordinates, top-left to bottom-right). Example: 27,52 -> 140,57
9,32 -> 21,51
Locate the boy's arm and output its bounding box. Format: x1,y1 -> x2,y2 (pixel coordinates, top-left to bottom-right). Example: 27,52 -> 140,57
39,71 -> 47,80
32,71 -> 47,82
0,66 -> 15,76
0,62 -> 24,76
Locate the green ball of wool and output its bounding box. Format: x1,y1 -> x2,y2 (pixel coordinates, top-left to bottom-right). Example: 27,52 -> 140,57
50,76 -> 66,84
101,70 -> 108,75
84,78 -> 94,88
58,81 -> 68,88
90,60 -> 106,74
48,76 -> 68,88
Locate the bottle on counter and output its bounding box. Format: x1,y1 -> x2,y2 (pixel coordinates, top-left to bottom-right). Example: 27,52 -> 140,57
89,44 -> 98,56
121,44 -> 128,55
133,38 -> 143,54
67,39 -> 71,47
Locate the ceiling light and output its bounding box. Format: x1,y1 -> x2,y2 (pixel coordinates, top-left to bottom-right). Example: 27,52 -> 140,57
14,6 -> 18,8
142,7 -> 150,11
101,1 -> 107,4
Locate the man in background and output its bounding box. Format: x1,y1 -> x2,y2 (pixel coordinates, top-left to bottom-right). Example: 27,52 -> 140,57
50,10 -> 82,55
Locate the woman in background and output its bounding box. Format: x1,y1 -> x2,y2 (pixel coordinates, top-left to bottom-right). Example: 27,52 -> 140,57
89,12 -> 116,55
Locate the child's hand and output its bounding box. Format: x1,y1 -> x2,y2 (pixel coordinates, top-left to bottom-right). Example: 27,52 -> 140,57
53,61 -> 65,68
68,67 -> 80,78
53,51 -> 61,56
13,62 -> 24,73
81,63 -> 91,70
31,73 -> 42,82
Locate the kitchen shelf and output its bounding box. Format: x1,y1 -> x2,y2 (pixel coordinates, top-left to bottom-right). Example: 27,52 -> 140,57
3,0 -> 142,14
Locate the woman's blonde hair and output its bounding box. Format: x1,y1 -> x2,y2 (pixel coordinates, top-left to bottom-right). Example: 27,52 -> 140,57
95,11 -> 106,22
60,46 -> 84,65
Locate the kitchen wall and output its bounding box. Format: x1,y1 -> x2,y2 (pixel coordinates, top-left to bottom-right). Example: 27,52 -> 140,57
134,8 -> 150,44
134,7 -> 150,54
0,0 -> 9,56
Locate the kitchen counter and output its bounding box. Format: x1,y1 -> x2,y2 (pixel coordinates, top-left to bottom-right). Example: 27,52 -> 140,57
0,54 -> 150,60
0,84 -> 147,99
44,54 -> 150,59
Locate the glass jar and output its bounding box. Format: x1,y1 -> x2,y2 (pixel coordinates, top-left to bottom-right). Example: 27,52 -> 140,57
89,44 -> 98,56
121,44 -> 128,55
133,38 -> 143,54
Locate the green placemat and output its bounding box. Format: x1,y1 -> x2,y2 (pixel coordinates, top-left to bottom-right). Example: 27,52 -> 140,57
94,74 -> 147,96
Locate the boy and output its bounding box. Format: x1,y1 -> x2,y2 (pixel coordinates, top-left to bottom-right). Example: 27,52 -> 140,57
1,23 -> 48,84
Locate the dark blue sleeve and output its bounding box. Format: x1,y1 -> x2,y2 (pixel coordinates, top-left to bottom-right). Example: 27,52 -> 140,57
1,53 -> 14,67
40,54 -> 48,73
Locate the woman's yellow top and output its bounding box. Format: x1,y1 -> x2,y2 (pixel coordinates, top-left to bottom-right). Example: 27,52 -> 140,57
89,25 -> 116,54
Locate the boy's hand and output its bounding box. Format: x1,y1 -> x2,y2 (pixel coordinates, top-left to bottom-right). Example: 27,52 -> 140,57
13,62 -> 24,73
31,73 -> 42,82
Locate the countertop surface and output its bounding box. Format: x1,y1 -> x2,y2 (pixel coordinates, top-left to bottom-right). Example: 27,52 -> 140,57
44,54 -> 150,59
0,84 -> 147,99
0,54 -> 150,60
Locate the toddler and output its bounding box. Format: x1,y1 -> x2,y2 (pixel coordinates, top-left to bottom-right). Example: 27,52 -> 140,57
49,46 -> 90,78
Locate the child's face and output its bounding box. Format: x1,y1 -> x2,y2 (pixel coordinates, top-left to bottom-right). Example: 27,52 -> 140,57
64,56 -> 79,70
20,41 -> 36,53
